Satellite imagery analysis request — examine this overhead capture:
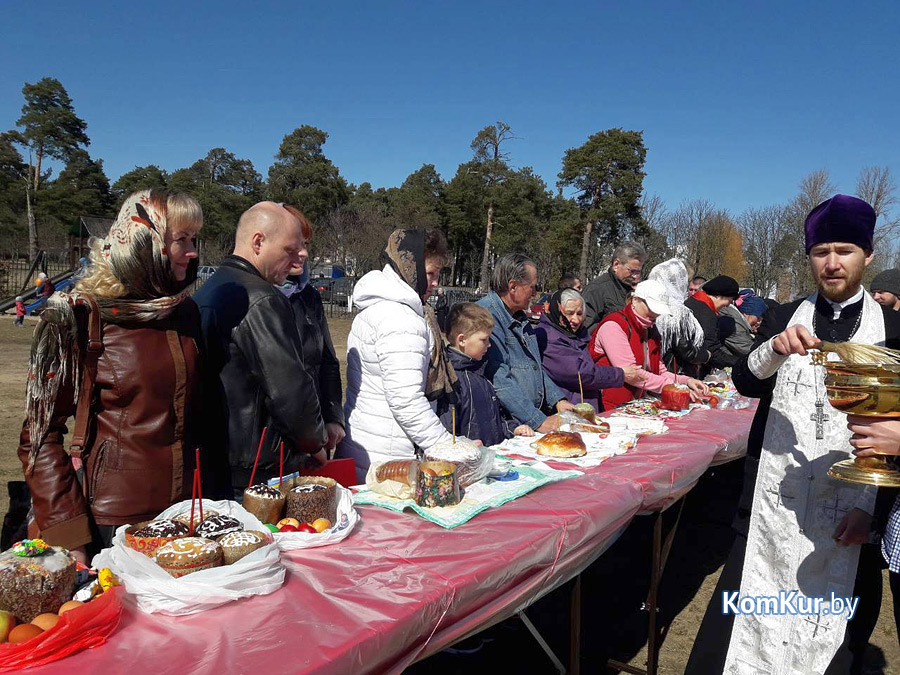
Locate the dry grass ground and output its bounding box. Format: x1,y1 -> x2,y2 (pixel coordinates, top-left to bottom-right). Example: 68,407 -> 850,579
0,311 -> 896,672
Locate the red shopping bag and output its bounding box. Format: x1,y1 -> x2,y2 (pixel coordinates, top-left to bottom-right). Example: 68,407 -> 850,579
0,586 -> 123,671
300,458 -> 356,488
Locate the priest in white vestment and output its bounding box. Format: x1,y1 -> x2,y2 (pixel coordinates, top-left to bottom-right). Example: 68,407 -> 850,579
720,195 -> 900,674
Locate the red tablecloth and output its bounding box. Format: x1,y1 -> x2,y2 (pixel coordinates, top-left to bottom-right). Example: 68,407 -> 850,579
52,405 -> 754,675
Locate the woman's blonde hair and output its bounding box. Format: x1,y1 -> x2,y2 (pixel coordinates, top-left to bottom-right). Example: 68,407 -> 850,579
75,190 -> 202,299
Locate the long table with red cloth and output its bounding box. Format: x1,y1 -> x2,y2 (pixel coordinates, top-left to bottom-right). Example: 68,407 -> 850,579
50,404 -> 755,675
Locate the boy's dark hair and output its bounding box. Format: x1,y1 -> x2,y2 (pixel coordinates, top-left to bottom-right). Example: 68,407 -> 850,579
424,228 -> 449,263
446,302 -> 494,342
558,273 -> 580,290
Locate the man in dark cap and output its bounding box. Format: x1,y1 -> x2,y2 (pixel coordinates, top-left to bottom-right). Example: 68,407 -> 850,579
719,290 -> 768,357
682,274 -> 740,377
871,268 -> 900,310
701,195 -> 900,674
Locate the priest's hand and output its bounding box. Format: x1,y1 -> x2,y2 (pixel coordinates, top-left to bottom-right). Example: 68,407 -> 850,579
847,416 -> 900,457
833,508 -> 872,547
772,325 -> 821,357
556,399 -> 576,413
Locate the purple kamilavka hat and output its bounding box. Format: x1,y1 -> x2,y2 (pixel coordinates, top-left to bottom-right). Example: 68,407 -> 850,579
804,194 -> 876,253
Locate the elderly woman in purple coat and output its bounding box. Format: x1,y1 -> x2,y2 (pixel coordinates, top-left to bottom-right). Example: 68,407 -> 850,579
536,289 -> 644,411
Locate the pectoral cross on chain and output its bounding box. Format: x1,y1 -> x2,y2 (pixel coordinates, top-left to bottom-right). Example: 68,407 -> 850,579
811,399 -> 830,440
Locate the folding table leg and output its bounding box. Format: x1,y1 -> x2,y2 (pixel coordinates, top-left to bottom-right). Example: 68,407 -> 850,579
608,497 -> 688,675
569,575 -> 582,675
518,610 -> 567,675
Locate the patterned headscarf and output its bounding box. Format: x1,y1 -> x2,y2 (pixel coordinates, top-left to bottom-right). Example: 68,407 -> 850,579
381,228 -> 456,399
548,289 -> 584,339
647,258 -> 704,355
382,229 -> 427,298
24,190 -> 199,471
100,190 -> 198,301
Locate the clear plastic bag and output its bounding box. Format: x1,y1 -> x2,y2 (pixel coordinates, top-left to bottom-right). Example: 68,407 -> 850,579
718,395 -> 751,410
424,442 -> 495,487
366,460 -> 418,499
557,411 -> 611,434
705,368 -> 731,382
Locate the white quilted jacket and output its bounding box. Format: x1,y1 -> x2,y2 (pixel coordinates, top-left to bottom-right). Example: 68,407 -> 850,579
337,265 -> 452,480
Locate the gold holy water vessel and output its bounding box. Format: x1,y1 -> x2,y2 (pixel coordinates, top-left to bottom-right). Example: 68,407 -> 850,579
819,358 -> 900,486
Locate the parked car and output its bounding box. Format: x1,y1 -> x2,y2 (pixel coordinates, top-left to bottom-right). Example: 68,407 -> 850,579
330,277 -> 354,304
312,278 -> 336,302
526,292 -> 552,323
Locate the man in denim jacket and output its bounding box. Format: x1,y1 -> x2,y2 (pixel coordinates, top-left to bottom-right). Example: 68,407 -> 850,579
478,254 -> 576,432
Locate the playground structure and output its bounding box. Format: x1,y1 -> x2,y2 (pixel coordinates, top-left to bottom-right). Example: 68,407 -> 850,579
0,216 -> 112,316
0,252 -> 78,315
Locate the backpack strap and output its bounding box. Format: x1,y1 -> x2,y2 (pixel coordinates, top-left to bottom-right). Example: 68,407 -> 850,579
69,296 -> 102,459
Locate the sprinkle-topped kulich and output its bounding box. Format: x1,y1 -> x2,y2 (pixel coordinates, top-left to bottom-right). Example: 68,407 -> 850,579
0,545 -> 76,621
154,537 -> 224,578
11,539 -> 49,557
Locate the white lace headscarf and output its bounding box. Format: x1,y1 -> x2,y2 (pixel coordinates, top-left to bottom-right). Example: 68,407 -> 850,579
647,258 -> 704,355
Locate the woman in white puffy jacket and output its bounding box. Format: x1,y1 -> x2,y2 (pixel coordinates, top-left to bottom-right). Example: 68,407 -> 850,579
336,228 -> 453,481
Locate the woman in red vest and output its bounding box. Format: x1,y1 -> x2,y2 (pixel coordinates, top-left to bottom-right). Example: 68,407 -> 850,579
590,279 -> 708,410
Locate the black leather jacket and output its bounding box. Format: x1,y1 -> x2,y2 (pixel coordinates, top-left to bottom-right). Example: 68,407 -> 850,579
286,283 -> 344,428
193,256 -> 325,492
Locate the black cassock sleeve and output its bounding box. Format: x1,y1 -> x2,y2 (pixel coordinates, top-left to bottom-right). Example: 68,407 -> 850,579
884,307 -> 900,349
732,299 -> 900,460
731,300 -> 801,399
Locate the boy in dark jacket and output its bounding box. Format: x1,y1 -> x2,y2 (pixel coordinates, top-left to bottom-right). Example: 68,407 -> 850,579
437,303 -> 533,446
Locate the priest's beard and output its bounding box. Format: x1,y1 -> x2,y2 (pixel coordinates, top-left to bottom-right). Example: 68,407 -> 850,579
816,264 -> 865,303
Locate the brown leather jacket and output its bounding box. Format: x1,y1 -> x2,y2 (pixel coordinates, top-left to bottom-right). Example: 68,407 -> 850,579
17,299 -> 202,549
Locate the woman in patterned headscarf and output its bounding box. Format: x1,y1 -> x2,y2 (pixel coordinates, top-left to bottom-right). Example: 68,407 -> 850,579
337,228 -> 457,481
18,189 -> 205,561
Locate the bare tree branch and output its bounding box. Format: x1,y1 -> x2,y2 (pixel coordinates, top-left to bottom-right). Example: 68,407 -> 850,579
856,166 -> 897,218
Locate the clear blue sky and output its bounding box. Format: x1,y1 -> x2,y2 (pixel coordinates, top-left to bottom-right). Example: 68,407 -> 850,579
2,1 -> 898,216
